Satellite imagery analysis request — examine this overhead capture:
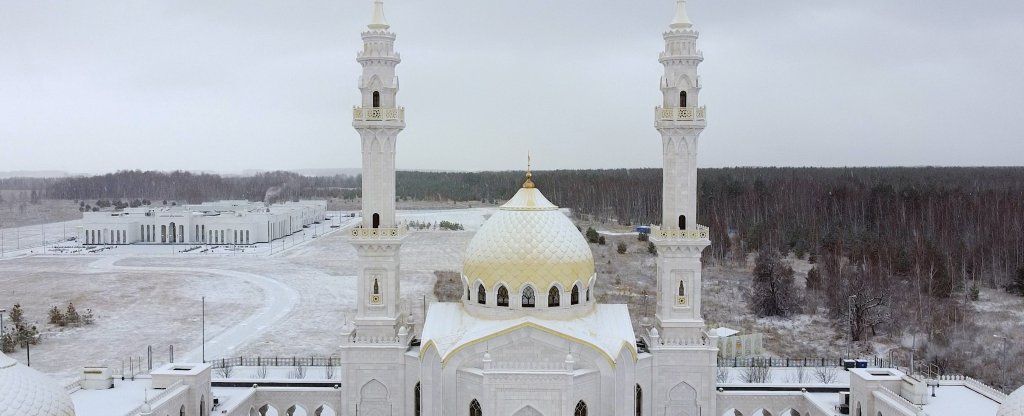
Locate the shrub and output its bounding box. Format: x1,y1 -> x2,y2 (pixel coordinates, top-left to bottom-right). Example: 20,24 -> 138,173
617,242 -> 628,254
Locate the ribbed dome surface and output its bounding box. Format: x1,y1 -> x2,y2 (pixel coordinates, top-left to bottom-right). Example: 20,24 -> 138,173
0,352 -> 76,416
999,385 -> 1024,416
463,186 -> 594,293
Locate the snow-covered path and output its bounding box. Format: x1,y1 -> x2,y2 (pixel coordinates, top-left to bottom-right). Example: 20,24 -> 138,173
87,256 -> 298,362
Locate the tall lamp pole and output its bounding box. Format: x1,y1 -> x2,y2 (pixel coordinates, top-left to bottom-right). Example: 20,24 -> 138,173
201,296 -> 206,363
0,308 -> 6,338
847,295 -> 857,358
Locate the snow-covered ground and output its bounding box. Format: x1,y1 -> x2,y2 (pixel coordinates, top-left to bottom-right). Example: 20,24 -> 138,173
0,208 -> 488,383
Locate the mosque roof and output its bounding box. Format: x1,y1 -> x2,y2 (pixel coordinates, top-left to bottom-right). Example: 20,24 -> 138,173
999,385 -> 1024,416
419,303 -> 637,367
0,352 -> 76,416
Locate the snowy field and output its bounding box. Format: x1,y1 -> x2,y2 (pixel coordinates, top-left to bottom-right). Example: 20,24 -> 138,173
0,208 -> 492,383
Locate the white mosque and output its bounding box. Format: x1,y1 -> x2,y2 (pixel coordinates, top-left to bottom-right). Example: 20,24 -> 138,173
1,1 -> 1022,416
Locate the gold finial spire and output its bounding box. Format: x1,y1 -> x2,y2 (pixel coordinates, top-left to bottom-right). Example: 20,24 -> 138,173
523,152 -> 535,188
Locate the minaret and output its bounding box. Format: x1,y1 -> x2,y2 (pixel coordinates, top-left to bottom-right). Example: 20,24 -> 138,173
350,0 -> 407,337
652,0 -> 711,340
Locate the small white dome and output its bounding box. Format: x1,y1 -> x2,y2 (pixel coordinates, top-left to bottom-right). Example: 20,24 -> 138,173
0,352 -> 76,416
998,385 -> 1024,416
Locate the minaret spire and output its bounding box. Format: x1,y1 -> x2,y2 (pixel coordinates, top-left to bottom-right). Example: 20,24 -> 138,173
523,152 -> 535,188
670,0 -> 692,30
368,0 -> 390,30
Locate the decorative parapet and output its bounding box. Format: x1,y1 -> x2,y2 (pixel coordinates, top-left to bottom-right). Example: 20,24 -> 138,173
346,333 -> 401,345
353,107 -> 405,122
652,224 -> 710,240
349,227 -> 405,239
655,106 -> 707,122
124,380 -> 186,416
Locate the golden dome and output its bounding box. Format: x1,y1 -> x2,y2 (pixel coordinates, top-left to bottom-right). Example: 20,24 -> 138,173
463,185 -> 595,294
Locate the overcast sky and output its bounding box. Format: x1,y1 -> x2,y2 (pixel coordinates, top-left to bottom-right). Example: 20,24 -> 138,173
1,0 -> 1022,175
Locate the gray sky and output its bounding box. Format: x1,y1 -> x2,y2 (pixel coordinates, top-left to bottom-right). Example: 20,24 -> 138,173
1,0 -> 1022,174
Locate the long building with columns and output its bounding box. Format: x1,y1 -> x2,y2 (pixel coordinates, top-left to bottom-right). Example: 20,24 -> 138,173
3,1 -> 1020,416
79,200 -> 327,246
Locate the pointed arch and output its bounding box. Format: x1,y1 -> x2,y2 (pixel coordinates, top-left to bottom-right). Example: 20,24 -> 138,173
314,404 -> 337,416
286,404 -> 308,416
679,90 -> 687,107
571,284 -> 580,305
678,214 -> 686,230
360,379 -> 388,399
574,401 -> 588,416
678,280 -> 686,296
497,285 -> 509,307
469,399 -> 482,416
477,283 -> 486,305
521,285 -> 536,308
372,91 -> 381,108
259,404 -> 280,416
548,286 -> 560,307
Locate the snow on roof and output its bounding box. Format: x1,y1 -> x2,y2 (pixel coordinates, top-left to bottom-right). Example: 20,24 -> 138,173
923,385 -> 1002,416
708,327 -> 739,338
419,303 -> 637,367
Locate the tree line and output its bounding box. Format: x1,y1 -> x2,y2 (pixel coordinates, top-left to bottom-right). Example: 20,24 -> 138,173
28,167 -> 1024,290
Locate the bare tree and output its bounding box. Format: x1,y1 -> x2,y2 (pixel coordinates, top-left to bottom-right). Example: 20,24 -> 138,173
813,366 -> 838,384
215,365 -> 234,379
750,249 -> 800,317
740,361 -> 772,383
255,365 -> 268,379
717,367 -> 730,383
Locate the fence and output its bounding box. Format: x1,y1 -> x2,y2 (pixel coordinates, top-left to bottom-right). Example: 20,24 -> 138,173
718,356 -> 895,368
209,356 -> 342,369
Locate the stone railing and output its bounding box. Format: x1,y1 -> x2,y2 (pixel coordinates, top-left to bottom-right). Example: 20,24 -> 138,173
486,361 -> 571,372
350,227 -> 405,239
655,106 -> 707,122
964,376 -> 1008,401
347,334 -> 400,344
124,380 -> 185,416
63,375 -> 84,394
652,224 -> 710,240
353,106 -> 404,122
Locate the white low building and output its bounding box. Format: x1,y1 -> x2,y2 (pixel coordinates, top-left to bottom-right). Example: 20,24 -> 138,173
80,200 -> 327,245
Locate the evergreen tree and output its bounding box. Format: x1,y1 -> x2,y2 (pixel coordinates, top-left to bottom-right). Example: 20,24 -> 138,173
8,304 -> 24,326
1009,266 -> 1024,296
617,242 -> 628,254
585,227 -> 600,244
648,242 -> 658,256
65,302 -> 80,325
48,306 -> 64,325
806,267 -> 822,290
750,249 -> 800,317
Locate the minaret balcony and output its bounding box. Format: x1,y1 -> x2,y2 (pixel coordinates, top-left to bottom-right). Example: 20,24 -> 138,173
353,106 -> 405,122
651,224 -> 710,241
656,106 -> 706,122
350,227 -> 406,240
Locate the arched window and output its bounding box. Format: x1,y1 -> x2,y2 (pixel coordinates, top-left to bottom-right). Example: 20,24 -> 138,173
571,285 -> 580,305
678,214 -> 686,230
414,383 -> 421,416
469,399 -> 482,416
548,286 -> 560,307
678,281 -> 685,297
679,91 -> 687,107
477,284 -> 486,305
586,287 -> 591,302
200,396 -> 206,415
372,213 -> 380,229
466,287 -> 471,301
180,404 -> 185,416
635,384 -> 642,416
497,286 -> 509,307
372,91 -> 381,108
574,401 -> 588,416
522,287 -> 535,308
373,279 -> 380,295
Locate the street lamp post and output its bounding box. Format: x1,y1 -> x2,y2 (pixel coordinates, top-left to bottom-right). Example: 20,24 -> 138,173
0,308 -> 6,338
847,295 -> 857,358
994,335 -> 1009,388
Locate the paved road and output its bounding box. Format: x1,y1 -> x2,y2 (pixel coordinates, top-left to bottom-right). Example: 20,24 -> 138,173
88,256 -> 299,363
